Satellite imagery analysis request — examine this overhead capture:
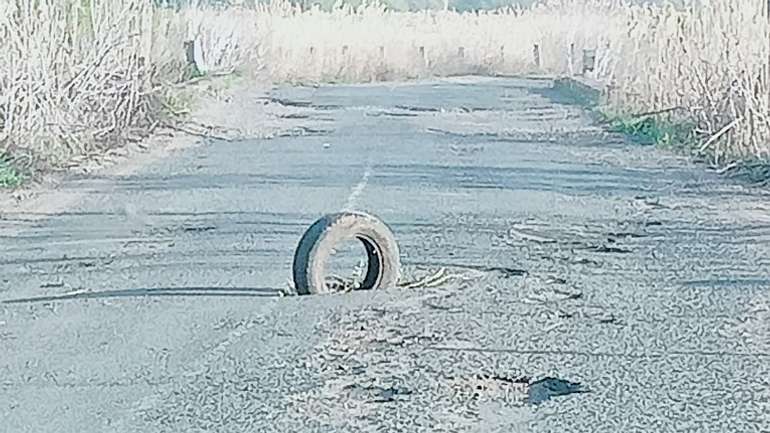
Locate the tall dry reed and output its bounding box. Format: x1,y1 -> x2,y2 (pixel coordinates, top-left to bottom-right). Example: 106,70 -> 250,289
605,1 -> 770,164
0,0 -> 159,167
0,0 -> 269,170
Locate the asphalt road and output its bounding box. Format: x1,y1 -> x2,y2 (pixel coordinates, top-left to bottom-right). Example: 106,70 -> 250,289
1,76 -> 769,432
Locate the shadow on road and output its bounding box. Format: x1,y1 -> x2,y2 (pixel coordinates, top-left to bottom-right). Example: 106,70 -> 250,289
2,286 -> 281,304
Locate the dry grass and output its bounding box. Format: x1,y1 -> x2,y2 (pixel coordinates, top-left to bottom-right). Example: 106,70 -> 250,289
260,0 -> 627,82
2,0 -> 768,173
0,0 -> 264,172
604,1 -> 770,164
0,0 -> 159,169
251,0 -> 770,165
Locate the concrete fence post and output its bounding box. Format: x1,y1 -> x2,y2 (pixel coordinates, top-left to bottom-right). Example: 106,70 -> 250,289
183,40 -> 201,76
533,44 -> 541,69
184,40 -> 196,66
583,49 -> 596,75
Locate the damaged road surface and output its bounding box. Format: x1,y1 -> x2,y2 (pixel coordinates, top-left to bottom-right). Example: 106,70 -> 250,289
1,77 -> 770,432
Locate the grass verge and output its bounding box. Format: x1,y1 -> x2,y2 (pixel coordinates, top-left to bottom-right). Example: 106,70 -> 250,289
557,76 -> 770,185
0,157 -> 24,189
601,113 -> 696,150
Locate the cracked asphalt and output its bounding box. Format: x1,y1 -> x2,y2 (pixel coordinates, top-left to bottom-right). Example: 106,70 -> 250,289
1,76 -> 769,432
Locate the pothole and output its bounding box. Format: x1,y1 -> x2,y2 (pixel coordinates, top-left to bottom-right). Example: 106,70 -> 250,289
449,373 -> 530,402
343,382 -> 413,403
526,377 -> 589,405
449,374 -> 589,405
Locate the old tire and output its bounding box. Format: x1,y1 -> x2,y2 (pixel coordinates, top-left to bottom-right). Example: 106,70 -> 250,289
292,211 -> 401,295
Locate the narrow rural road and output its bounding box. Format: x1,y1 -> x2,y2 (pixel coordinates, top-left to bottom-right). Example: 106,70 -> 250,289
1,77 -> 769,432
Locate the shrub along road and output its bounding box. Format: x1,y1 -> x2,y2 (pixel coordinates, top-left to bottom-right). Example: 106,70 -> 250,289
1,76 -> 769,432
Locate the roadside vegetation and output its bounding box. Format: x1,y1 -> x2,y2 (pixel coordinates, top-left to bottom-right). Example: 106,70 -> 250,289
0,0 -> 260,180
1,0 -> 768,186
0,157 -> 24,188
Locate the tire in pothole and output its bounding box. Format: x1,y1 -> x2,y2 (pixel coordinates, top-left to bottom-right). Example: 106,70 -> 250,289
292,211 -> 401,295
